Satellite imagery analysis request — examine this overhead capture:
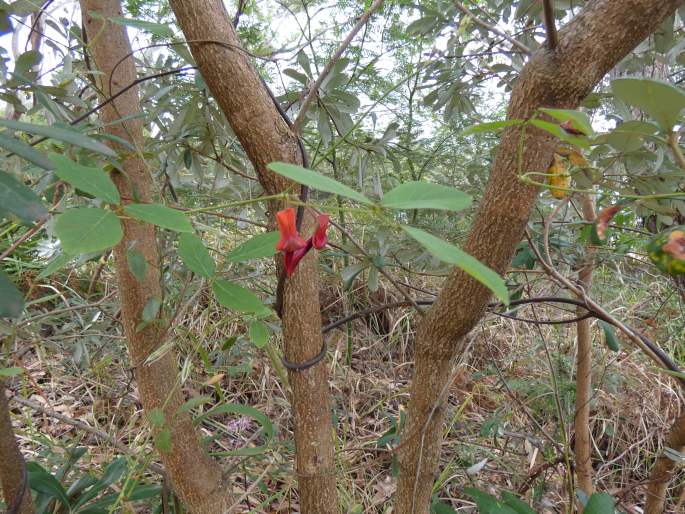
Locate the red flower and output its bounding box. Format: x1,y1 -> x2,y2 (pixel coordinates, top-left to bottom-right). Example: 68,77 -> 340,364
276,208 -> 306,252
312,214 -> 329,249
275,208 -> 329,277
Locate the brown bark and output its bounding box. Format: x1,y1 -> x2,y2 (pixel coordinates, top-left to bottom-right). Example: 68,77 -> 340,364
394,1 -> 684,512
645,413 -> 685,514
575,195 -> 596,500
80,2 -> 232,513
168,1 -> 339,512
0,382 -> 33,514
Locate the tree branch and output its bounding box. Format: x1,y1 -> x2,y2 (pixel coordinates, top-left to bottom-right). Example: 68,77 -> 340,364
542,0 -> 558,50
452,1 -> 532,55
291,0 -> 385,133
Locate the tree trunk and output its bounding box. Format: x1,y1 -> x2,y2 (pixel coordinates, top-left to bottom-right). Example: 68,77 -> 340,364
0,381 -> 33,514
394,1 -> 685,512
168,2 -> 339,512
575,195 -> 596,501
645,413 -> 685,514
80,2 -> 232,512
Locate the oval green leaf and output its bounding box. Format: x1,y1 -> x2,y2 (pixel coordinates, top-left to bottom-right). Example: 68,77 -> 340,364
381,181 -> 472,211
55,207 -> 123,254
212,279 -> 267,313
611,78 -> 685,132
539,108 -> 594,136
124,203 -> 193,233
401,225 -> 509,305
0,170 -> 48,223
227,231 -> 280,262
248,320 -> 270,348
599,320 -> 620,352
178,233 -> 215,278
0,269 -> 24,318
50,154 -> 120,203
267,162 -> 373,205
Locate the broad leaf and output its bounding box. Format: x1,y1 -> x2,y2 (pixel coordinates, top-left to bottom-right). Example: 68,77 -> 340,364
599,320 -> 620,352
0,118 -> 116,156
0,269 -> 24,318
0,171 -> 48,223
611,78 -> 685,132
227,231 -> 280,262
212,279 -> 266,313
27,462 -> 71,509
55,208 -> 123,254
584,492 -> 616,514
124,203 -> 193,233
126,249 -> 147,282
401,225 -> 509,304
268,162 -> 373,205
528,119 -> 589,148
178,233 -> 215,278
606,121 -> 659,153
0,131 -> 53,169
248,320 -> 270,348
50,154 -> 120,203
381,181 -> 472,211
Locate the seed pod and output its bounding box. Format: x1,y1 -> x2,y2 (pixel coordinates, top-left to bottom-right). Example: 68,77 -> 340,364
547,153 -> 569,199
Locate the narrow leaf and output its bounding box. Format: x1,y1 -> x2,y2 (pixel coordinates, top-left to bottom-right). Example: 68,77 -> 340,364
267,162 -> 373,205
599,320 -> 620,352
539,108 -> 594,136
0,118 -> 116,156
401,225 -> 509,304
0,131 -> 53,169
461,119 -> 522,135
0,171 -> 48,223
109,16 -> 174,37
124,203 -> 193,233
381,181 -> 472,211
126,249 -> 147,282
212,279 -> 267,314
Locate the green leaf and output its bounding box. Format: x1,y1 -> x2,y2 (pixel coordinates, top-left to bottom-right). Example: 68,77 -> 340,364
227,231 -> 280,262
381,181 -> 472,211
431,500 -> 457,514
606,121 -> 659,153
0,171 -> 48,223
248,320 -> 270,348
178,233 -> 215,277
584,492 -> 616,514
461,119 -> 523,135
528,119 -> 589,148
50,154 -> 120,203
126,249 -> 147,282
195,403 -> 274,457
142,297 -> 161,322
27,462 -> 71,508
401,225 -> 509,305
599,320 -> 620,352
124,203 -> 193,233
500,492 -> 536,514
37,253 -> 72,279
267,162 -> 373,205
0,366 -> 23,377
148,408 -> 165,428
177,396 -> 213,414
155,428 -> 172,453
464,488 -> 518,514
110,16 -> 174,37
0,119 -> 116,156
55,208 -> 123,254
611,78 -> 685,132
0,269 -> 24,318
0,131 -> 53,169
212,279 -> 266,313
539,108 -> 594,136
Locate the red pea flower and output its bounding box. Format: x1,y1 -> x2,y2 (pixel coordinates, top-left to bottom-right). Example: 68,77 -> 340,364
276,208 -> 306,252
276,208 -> 329,277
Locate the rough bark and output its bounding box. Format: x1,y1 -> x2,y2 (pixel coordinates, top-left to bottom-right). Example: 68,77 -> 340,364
80,2 -> 232,513
168,2 -> 339,512
394,1 -> 685,512
645,413 -> 685,514
575,195 -> 596,500
0,382 -> 33,514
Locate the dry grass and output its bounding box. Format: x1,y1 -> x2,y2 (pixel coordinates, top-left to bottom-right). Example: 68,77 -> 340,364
4,256 -> 684,513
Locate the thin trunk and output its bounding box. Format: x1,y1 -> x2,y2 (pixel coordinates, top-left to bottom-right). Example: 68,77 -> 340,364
168,2 -> 338,511
80,2 -> 232,512
0,381 -> 33,514
394,1 -> 684,512
645,413 -> 685,514
575,194 -> 596,500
